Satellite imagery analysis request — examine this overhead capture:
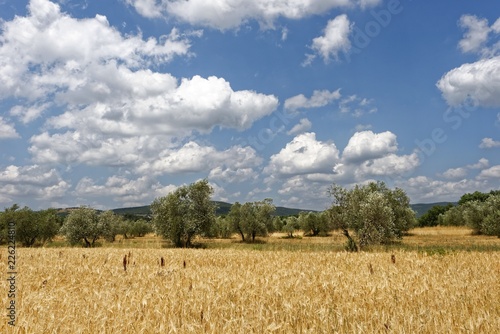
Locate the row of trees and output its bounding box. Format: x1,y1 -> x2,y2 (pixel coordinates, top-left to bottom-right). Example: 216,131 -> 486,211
60,208 -> 152,247
0,205 -> 152,247
150,179 -> 417,250
0,205 -> 62,247
438,192 -> 500,236
415,190 -> 500,237
4,179 -> 495,248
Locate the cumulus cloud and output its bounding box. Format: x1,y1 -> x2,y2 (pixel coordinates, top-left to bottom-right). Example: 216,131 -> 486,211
479,137 -> 500,148
437,56 -> 500,107
126,0 -> 378,31
439,158 -> 489,179
458,15 -> 490,54
266,130 -> 420,201
342,130 -> 398,163
0,117 -> 19,139
467,158 -> 489,169
396,176 -> 491,203
477,165 -> 500,180
0,164 -> 70,204
441,167 -> 468,180
265,132 -> 340,176
284,89 -> 341,111
75,175 -> 178,207
0,0 -> 193,101
310,14 -> 352,63
437,15 -> 500,107
287,118 -> 312,136
0,1 -> 278,171
10,103 -> 50,124
139,142 -> 263,181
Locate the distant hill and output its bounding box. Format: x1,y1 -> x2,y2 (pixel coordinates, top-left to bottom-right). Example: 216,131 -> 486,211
111,201 -> 311,217
67,201 -> 452,219
410,202 -> 456,218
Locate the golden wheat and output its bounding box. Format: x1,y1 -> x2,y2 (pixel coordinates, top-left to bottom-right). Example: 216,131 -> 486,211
1,247 -> 499,333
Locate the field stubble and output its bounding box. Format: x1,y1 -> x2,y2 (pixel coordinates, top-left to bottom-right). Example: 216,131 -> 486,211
1,245 -> 499,333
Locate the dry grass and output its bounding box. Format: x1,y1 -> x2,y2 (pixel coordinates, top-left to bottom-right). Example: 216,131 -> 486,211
1,247 -> 499,333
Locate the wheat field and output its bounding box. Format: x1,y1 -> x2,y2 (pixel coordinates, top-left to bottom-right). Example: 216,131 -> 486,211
1,247 -> 499,333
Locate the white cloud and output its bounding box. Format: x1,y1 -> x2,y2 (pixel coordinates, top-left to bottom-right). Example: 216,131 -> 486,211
9,103 -> 50,124
397,176 -> 491,203
126,0 -> 377,31
358,153 -> 419,177
441,167 -> 468,180
265,132 -> 340,176
287,118 -> 312,135
310,14 -> 352,63
477,165 -> 500,180
439,158 -> 488,180
437,56 -> 500,107
354,124 -> 372,132
75,175 -> 178,207
284,89 -> 341,111
0,164 -> 70,204
438,15 -> 500,107
339,95 -> 377,116
342,130 -> 398,163
275,174 -> 332,210
467,158 -> 489,169
479,137 -> 500,148
0,0 -> 193,101
0,117 -> 19,139
139,142 -> 263,179
458,15 -> 490,54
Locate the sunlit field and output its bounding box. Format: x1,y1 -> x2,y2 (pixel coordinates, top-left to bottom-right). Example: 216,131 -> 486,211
1,228 -> 499,333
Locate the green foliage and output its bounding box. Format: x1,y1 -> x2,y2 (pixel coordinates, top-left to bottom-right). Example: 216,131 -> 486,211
98,210 -> 124,242
0,205 -> 62,247
437,205 -> 467,226
458,191 -> 490,205
438,192 -> 499,236
60,206 -> 102,247
37,208 -> 63,244
151,179 -> 216,247
328,181 -> 416,249
127,219 -> 153,237
209,216 -> 233,238
481,195 -> 500,237
418,203 -> 454,227
227,199 -> 276,242
281,216 -> 300,238
299,211 -> 331,236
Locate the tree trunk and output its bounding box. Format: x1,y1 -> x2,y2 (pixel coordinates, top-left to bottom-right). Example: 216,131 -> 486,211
239,229 -> 245,242
342,229 -> 358,252
83,237 -> 91,248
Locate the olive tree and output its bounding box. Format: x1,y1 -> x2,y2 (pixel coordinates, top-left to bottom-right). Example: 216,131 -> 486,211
328,181 -> 416,250
282,216 -> 300,238
299,211 -> 331,236
151,179 -> 216,247
0,205 -> 61,247
60,206 -> 102,247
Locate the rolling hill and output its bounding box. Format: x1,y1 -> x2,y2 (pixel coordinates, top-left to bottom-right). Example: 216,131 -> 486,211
111,201 -> 312,217
111,201 -> 454,218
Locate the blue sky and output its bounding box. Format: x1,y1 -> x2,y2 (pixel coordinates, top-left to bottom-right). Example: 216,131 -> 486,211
1,0 -> 499,210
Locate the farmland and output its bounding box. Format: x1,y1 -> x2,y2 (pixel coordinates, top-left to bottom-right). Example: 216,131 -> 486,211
1,227 -> 500,333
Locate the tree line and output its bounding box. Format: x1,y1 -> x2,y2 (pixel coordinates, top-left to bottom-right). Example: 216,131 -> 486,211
150,179 -> 417,251
2,180 -> 497,249
0,205 -> 152,247
417,190 -> 500,237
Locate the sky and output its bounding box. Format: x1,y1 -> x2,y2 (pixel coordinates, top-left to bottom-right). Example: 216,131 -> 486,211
0,0 -> 499,211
